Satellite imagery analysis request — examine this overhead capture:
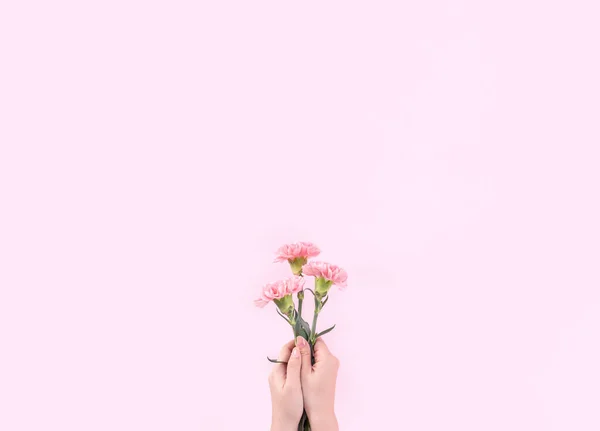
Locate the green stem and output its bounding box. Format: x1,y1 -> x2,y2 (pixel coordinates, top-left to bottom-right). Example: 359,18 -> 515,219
298,410 -> 310,430
294,291 -> 305,339
291,311 -> 298,338
310,295 -> 321,344
298,291 -> 304,317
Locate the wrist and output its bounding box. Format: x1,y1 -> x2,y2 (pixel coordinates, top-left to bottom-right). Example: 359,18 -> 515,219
307,411 -> 338,431
270,416 -> 298,431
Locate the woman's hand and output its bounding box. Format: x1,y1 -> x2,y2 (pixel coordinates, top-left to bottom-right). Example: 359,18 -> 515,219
296,336 -> 340,431
269,340 -> 304,431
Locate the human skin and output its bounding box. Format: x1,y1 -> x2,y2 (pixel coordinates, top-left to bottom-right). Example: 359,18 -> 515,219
269,340 -> 304,431
269,337 -> 339,431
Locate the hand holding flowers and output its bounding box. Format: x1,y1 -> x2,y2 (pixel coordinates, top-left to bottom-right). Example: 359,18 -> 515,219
257,242 -> 346,431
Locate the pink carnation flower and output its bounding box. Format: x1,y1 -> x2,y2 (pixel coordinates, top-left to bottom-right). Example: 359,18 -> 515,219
273,242 -> 321,263
302,261 -> 348,289
254,276 -> 305,308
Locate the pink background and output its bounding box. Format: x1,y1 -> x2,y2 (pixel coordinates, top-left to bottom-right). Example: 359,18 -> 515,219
1,1 -> 599,430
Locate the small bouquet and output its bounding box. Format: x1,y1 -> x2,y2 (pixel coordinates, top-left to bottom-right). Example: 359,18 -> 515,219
255,242 -> 348,431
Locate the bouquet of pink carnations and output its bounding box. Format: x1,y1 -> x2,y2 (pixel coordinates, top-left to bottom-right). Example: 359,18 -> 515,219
255,242 -> 347,431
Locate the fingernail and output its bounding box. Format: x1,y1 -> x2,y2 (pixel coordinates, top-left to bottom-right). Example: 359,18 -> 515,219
297,336 -> 306,348
292,348 -> 299,358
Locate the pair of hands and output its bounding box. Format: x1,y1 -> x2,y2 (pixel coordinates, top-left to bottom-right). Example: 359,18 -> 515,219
269,336 -> 340,431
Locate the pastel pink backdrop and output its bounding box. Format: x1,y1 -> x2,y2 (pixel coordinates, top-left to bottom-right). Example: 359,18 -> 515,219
1,1 -> 599,430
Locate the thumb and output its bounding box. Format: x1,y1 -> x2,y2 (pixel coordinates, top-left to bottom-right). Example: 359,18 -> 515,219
284,345 -> 301,389
296,336 -> 312,380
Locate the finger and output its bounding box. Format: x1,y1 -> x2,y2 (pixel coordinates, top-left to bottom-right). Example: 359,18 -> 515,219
296,336 -> 312,380
284,344 -> 301,390
271,340 -> 295,386
313,337 -> 331,363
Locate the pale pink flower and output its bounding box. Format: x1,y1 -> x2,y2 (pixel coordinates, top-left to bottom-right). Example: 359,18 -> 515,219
302,261 -> 348,289
254,276 -> 305,308
253,297 -> 271,308
273,242 -> 321,263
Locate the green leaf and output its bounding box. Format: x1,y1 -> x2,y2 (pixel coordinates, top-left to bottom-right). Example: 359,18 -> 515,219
294,310 -> 301,336
276,308 -> 292,325
267,356 -> 288,364
303,288 -> 316,297
316,324 -> 336,338
298,317 -> 311,340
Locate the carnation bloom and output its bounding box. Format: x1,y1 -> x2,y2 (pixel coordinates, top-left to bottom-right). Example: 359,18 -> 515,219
254,276 -> 305,314
274,242 -> 321,263
302,261 -> 348,298
274,242 -> 320,275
